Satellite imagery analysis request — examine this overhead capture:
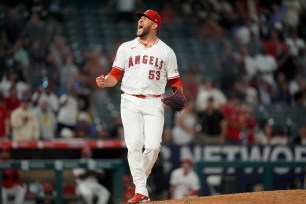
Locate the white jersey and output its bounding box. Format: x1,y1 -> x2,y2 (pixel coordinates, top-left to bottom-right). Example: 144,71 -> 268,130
169,168 -> 200,199
113,38 -> 180,95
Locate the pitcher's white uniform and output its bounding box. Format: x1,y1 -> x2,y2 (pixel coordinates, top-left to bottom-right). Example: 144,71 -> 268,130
108,37 -> 182,196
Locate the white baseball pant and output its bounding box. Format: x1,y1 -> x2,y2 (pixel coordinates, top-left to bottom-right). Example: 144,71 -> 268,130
121,93 -> 164,196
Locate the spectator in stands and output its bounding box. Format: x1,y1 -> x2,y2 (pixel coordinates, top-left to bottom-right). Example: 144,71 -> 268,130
274,72 -> 293,105
25,0 -> 48,20
289,74 -> 306,106
283,0 -> 302,32
35,96 -> 57,140
107,0 -> 143,22
276,45 -> 300,82
197,97 -> 226,144
0,148 -> 26,204
169,159 -> 200,199
285,31 -> 305,57
232,80 -> 258,106
32,79 -> 59,114
256,120 -> 275,145
159,2 -> 176,24
11,93 -> 40,141
76,76 -> 92,112
182,67 -> 200,100
214,0 -> 234,31
49,35 -> 70,69
60,54 -> 80,95
4,86 -> 20,114
0,92 -> 9,139
3,8 -> 24,45
44,52 -> 61,91
217,42 -> 238,94
25,13 -> 44,46
29,41 -> 46,66
254,77 -> 274,106
254,48 -> 277,87
243,107 -> 258,144
292,123 -> 306,145
267,3 -> 286,31
47,0 -> 64,22
195,78 -> 227,112
172,100 -> 197,145
0,45 -> 18,73
0,71 -> 29,99
270,128 -> 288,145
96,123 -> 111,140
263,30 -> 286,59
83,49 -> 107,90
75,112 -> 95,139
235,46 -> 257,82
221,92 -> 246,143
13,39 -> 30,69
57,86 -> 79,137
94,45 -> 109,68
73,146 -> 110,204
234,22 -> 251,45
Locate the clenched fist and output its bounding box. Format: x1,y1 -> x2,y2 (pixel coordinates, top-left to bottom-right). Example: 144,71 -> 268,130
96,75 -> 106,88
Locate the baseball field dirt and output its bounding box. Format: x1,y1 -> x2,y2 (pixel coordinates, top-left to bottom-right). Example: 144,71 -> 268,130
150,190 -> 306,204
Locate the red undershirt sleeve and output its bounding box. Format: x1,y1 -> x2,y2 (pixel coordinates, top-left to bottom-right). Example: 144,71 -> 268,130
168,77 -> 183,89
107,67 -> 124,81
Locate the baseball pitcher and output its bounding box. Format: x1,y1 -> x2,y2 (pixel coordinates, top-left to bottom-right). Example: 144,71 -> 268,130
96,9 -> 185,203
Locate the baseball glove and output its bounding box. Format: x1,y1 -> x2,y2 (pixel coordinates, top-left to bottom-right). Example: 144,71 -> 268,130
162,88 -> 187,112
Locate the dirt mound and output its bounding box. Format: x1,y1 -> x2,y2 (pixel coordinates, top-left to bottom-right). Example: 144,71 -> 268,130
151,190 -> 306,204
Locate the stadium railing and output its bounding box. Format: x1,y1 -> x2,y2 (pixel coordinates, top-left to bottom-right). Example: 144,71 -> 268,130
0,159 -> 125,204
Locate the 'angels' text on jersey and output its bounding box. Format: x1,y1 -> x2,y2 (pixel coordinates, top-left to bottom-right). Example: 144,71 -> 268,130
128,55 -> 164,70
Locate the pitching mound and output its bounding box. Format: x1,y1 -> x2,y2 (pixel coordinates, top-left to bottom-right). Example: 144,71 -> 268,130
151,190 -> 306,204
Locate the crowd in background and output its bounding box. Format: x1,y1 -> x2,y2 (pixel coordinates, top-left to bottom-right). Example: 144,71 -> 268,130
0,0 -> 306,146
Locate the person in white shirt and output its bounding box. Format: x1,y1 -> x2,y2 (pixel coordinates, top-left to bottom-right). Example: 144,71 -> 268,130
169,159 -> 200,200
195,79 -> 227,112
73,147 -> 110,204
283,0 -> 301,30
96,9 -> 184,203
32,80 -> 59,114
0,72 -> 29,98
285,31 -> 305,57
57,86 -> 79,136
254,49 -> 277,86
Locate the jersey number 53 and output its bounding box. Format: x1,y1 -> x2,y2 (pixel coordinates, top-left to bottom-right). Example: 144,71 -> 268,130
148,70 -> 160,80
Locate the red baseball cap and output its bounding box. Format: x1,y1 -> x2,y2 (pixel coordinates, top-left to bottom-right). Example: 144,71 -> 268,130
136,9 -> 161,29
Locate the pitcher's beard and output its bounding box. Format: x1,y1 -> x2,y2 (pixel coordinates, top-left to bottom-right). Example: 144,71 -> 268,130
137,27 -> 150,38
